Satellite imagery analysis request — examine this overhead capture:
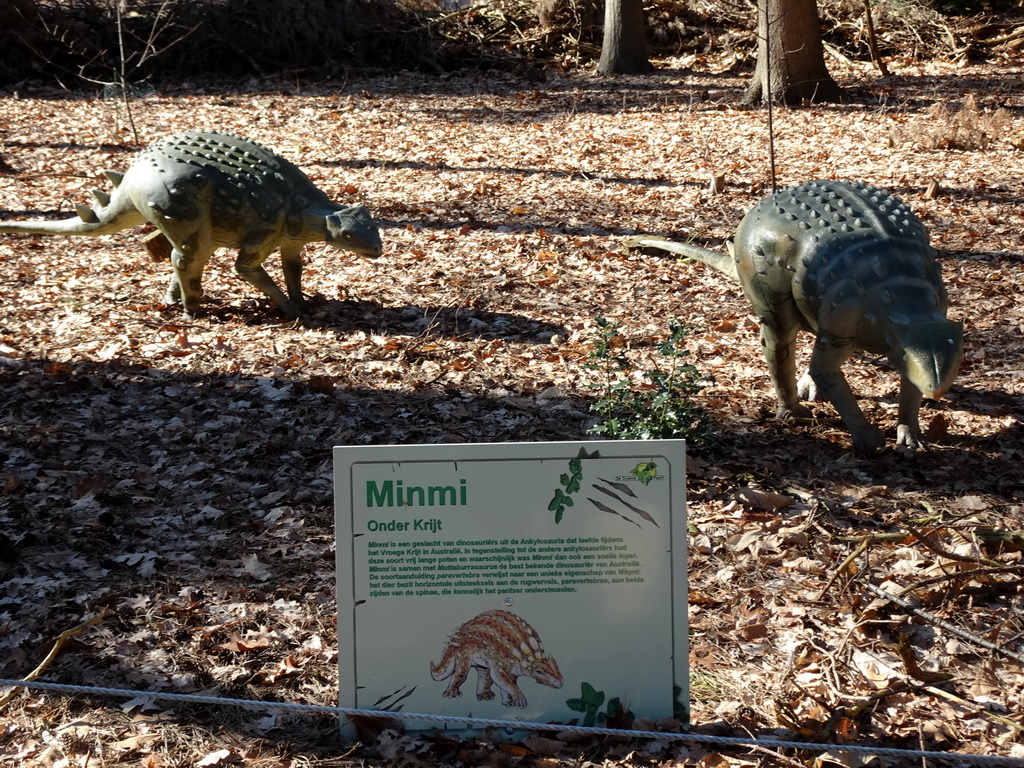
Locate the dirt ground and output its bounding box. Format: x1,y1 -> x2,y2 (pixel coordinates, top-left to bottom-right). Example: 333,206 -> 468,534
0,52 -> 1023,766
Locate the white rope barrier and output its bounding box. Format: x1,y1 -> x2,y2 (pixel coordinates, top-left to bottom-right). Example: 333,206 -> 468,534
2,678 -> 1023,765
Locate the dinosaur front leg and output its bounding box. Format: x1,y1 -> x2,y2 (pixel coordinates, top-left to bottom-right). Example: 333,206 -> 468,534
279,244 -> 310,313
807,334 -> 884,455
493,674 -> 527,708
895,374 -> 925,449
234,244 -> 304,319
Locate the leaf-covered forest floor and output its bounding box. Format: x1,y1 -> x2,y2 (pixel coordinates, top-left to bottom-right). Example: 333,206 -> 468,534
1,51 -> 1023,767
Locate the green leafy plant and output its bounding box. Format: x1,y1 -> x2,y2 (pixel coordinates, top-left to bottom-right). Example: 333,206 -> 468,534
586,317 -> 712,444
566,683 -> 632,727
566,681 -> 604,725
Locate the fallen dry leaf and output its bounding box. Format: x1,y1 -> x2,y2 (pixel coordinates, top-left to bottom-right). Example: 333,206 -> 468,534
214,635 -> 272,653
196,749 -> 241,767
735,487 -> 797,511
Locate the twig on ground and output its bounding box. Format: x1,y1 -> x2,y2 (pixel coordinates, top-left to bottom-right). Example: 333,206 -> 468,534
899,563 -> 1024,598
816,536 -> 871,601
922,683 -> 1024,732
906,524 -> 1004,568
0,615 -> 104,710
860,580 -> 1024,665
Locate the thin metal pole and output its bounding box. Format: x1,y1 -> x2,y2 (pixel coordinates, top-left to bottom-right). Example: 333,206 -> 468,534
764,0 -> 777,192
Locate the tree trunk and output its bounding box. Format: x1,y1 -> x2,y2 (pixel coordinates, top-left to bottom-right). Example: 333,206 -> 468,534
743,0 -> 845,105
597,0 -> 652,75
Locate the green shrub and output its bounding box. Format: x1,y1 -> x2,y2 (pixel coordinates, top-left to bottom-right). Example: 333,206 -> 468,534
586,317 -> 712,444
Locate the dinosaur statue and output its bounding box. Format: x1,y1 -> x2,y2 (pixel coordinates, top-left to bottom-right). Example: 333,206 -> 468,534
624,179 -> 963,455
0,130 -> 383,319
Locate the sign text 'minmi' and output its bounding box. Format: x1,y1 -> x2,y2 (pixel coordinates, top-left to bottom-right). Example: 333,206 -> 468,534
366,479 -> 468,508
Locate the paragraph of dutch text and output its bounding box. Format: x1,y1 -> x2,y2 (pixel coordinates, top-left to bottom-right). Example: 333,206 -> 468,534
363,536 -> 644,598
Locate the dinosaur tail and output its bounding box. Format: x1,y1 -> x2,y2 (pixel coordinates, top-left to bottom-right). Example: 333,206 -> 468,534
622,235 -> 739,281
429,648 -> 456,681
0,184 -> 146,238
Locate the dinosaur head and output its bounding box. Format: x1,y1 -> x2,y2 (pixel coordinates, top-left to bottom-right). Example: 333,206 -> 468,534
326,204 -> 383,257
895,320 -> 964,399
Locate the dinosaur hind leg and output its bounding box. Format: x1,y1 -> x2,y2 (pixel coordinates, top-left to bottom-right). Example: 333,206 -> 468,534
165,272 -> 183,305
474,665 -> 497,701
442,656 -> 471,699
759,311 -> 812,420
165,235 -> 213,319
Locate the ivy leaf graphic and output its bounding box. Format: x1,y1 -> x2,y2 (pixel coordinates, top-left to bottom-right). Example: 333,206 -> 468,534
548,489 -> 566,511
631,462 -> 658,485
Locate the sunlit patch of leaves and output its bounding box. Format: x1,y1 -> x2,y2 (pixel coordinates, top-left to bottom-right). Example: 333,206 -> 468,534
891,94 -> 1015,150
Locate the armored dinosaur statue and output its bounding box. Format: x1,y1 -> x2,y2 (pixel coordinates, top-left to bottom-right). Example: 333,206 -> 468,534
0,130 -> 383,319
624,179 -> 963,455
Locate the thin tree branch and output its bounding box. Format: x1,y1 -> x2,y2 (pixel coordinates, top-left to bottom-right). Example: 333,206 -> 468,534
860,579 -> 1024,665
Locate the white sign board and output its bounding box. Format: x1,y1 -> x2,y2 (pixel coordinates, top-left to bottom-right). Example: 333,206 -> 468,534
335,440 -> 688,729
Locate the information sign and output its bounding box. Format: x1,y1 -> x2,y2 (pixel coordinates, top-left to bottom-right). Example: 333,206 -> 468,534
335,440 -> 688,728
